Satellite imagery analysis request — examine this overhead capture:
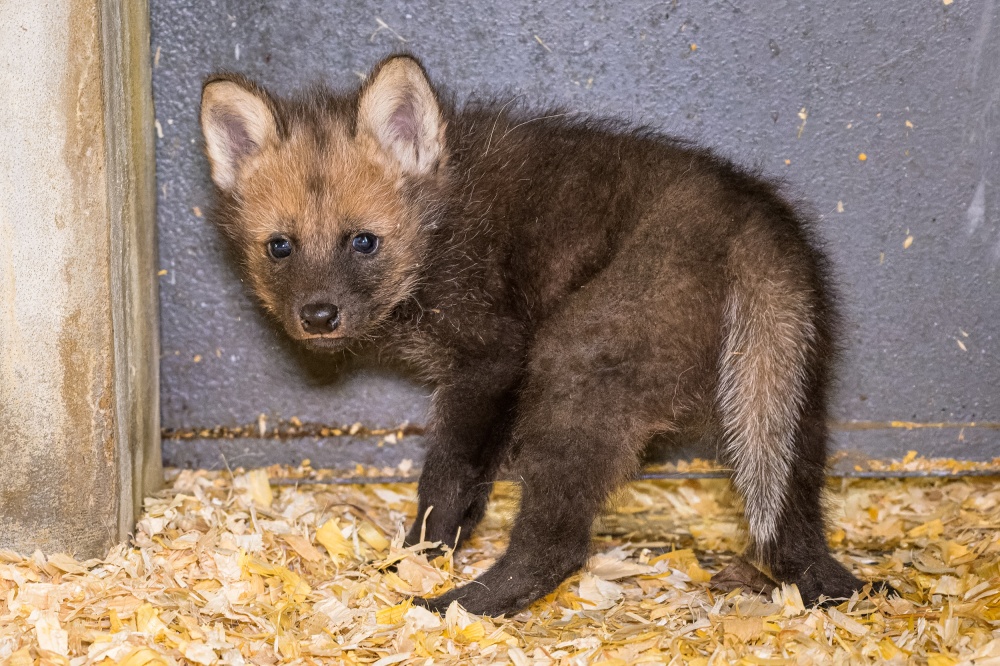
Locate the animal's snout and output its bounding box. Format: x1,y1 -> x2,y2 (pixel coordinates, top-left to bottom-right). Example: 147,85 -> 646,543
300,303 -> 340,334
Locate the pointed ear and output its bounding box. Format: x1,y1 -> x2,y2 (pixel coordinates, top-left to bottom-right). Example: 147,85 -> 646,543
200,76 -> 278,191
357,56 -> 445,177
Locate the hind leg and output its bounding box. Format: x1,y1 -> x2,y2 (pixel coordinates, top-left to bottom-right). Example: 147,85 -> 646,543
750,412 -> 865,604
754,415 -> 864,605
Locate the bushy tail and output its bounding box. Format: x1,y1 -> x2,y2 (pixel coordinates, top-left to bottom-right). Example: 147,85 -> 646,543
716,271 -> 817,547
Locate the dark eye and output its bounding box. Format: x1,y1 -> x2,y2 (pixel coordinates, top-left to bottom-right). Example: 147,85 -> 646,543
267,236 -> 293,259
351,232 -> 379,255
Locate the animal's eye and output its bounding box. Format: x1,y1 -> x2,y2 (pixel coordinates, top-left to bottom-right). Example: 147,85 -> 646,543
351,232 -> 379,255
267,236 -> 293,259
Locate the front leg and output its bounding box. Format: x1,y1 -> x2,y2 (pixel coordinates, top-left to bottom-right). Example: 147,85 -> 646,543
404,369 -> 517,552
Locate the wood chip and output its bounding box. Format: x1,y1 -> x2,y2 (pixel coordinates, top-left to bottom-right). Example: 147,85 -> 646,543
0,460 -> 996,663
710,556 -> 778,596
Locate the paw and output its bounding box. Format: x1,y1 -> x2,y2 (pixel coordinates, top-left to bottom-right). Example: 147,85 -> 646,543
414,583 -> 530,617
413,544 -> 448,561
789,555 -> 867,606
413,559 -> 560,617
382,545 -> 447,577
412,588 -> 469,615
403,527 -> 453,562
412,593 -> 450,615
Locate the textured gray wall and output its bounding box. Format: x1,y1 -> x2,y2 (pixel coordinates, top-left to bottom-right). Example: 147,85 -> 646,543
152,0 -> 1000,470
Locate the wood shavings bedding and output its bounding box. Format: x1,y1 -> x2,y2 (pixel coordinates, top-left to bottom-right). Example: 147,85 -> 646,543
0,465 -> 998,665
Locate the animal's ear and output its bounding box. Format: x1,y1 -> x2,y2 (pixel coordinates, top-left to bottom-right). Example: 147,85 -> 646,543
200,75 -> 278,191
357,55 -> 445,177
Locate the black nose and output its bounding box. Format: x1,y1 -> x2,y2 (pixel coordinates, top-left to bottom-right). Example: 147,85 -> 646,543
299,303 -> 339,334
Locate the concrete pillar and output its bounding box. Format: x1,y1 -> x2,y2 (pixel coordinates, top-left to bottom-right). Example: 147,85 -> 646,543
0,0 -> 160,557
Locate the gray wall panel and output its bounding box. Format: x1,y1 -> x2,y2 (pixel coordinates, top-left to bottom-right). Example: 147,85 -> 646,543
151,0 -> 1000,467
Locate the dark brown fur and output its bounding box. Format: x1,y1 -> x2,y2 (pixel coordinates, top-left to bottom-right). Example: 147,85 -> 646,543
200,54 -> 874,616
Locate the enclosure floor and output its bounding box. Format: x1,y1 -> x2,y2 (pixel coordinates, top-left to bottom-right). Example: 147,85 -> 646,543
1,465 -> 999,665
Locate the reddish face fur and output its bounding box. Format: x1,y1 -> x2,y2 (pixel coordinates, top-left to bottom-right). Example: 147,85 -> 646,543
202,62 -> 445,349
201,55 -> 888,617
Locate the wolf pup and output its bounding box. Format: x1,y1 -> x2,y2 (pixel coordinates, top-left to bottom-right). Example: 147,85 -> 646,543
200,54 -> 873,616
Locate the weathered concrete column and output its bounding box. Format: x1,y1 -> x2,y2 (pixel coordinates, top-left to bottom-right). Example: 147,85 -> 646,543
0,1 -> 161,557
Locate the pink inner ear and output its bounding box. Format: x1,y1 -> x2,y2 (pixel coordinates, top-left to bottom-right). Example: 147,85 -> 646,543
215,108 -> 258,161
388,96 -> 419,145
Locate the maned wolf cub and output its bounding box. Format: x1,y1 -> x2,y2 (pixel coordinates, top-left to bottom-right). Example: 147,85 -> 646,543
200,54 -> 872,615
